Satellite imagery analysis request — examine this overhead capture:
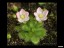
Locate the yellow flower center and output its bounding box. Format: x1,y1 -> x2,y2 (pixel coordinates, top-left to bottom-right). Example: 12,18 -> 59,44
38,14 -> 43,18
20,14 -> 25,19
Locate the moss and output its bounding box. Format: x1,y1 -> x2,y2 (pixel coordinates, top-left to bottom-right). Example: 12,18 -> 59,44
7,33 -> 11,39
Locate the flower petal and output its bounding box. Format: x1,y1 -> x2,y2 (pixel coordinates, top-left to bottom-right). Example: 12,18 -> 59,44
18,18 -> 24,23
34,12 -> 38,17
36,16 -> 41,22
26,12 -> 29,16
24,17 -> 29,21
23,12 -> 29,21
42,10 -> 49,17
41,17 -> 47,21
37,7 -> 43,14
20,9 -> 26,15
16,12 -> 20,19
34,12 -> 42,22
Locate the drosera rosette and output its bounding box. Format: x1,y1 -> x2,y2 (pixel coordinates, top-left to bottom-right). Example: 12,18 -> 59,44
15,7 -> 48,45
16,9 -> 29,23
34,7 -> 49,22
15,14 -> 47,45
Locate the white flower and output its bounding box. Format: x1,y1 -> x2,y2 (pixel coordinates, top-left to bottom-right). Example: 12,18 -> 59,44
16,9 -> 29,23
34,7 -> 49,22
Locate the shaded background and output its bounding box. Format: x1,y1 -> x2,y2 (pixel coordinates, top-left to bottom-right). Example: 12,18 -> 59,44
7,2 -> 57,46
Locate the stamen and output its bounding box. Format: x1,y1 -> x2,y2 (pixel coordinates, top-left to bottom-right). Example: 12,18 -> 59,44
38,14 -> 43,18
20,14 -> 25,19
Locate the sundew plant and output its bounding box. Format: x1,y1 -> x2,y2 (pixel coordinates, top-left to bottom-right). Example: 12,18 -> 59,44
14,7 -> 48,45
7,2 -> 57,45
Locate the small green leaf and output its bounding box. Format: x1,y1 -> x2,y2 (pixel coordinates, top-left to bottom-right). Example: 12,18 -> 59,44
31,36 -> 40,45
18,32 -> 25,39
24,33 -> 30,42
22,25 -> 30,31
29,22 -> 34,28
